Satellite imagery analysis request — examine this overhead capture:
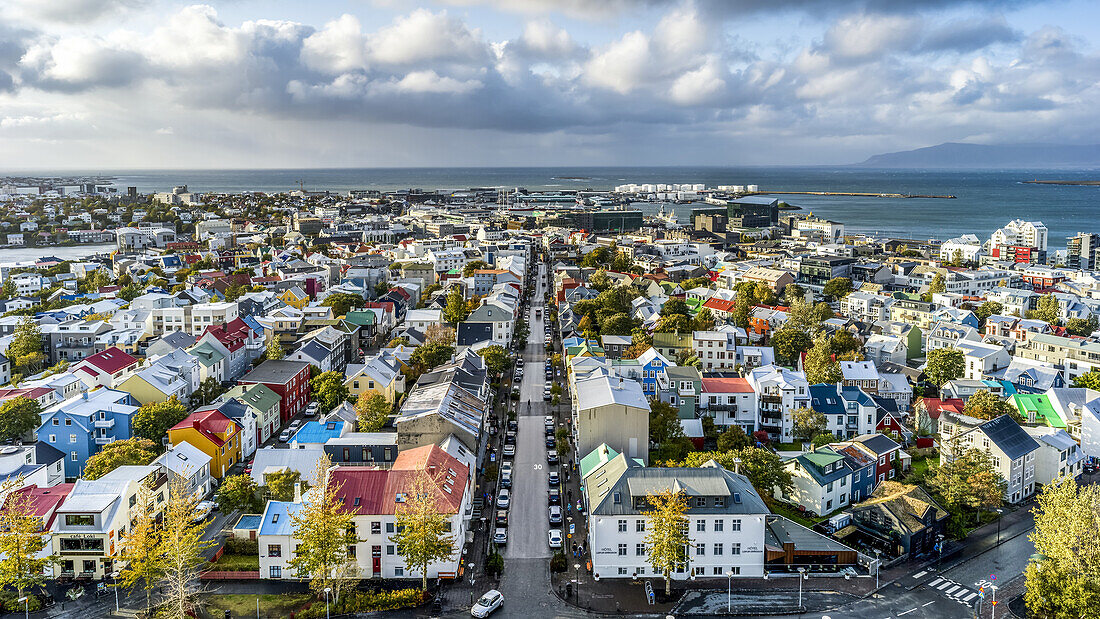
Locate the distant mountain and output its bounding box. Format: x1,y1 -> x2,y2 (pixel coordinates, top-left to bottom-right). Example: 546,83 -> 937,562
855,142 -> 1100,169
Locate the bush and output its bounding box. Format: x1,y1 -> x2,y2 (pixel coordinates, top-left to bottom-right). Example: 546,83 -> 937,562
486,551 -> 504,578
224,538 -> 259,555
294,589 -> 428,618
0,592 -> 43,613
550,552 -> 568,573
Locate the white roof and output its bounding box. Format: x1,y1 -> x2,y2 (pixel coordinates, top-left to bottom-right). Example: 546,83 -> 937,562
154,441 -> 212,477
574,375 -> 649,412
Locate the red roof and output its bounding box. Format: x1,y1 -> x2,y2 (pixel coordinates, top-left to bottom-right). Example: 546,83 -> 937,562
703,298 -> 736,312
79,347 -> 138,375
171,409 -> 238,446
0,386 -> 52,403
918,397 -> 965,419
8,484 -> 75,529
701,377 -> 754,393
331,445 -> 468,516
202,317 -> 250,352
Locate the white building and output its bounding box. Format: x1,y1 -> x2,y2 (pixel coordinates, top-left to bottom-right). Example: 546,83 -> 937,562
746,365 -> 810,443
942,415 -> 1038,504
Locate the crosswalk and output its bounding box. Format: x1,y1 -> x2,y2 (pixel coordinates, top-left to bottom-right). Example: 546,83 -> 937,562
925,576 -> 981,607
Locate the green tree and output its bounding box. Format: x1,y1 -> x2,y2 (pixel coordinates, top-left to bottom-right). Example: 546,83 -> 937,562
266,336 -> 285,360
462,260 -> 490,277
0,397 -> 41,442
6,317 -> 44,374
392,471 -> 456,590
355,392 -> 390,432
83,438 -> 158,480
662,450 -> 744,470
783,283 -> 805,305
598,312 -> 635,335
928,273 -> 947,295
654,314 -> 692,334
265,469 -> 306,502
642,490 -> 691,596
803,335 -> 842,385
0,279 -> 13,300
963,389 -> 1015,420
1025,479 -> 1100,618
1029,294 -> 1061,325
822,277 -> 853,299
191,376 -> 226,407
649,400 -> 690,462
477,345 -> 511,376
974,301 -> 1004,324
321,292 -> 366,318
158,478 -> 214,619
737,446 -> 794,496
692,307 -> 716,331
223,283 -> 247,301
771,327 -> 812,366
792,407 -> 829,442
131,396 -> 189,444
716,425 -> 751,451
216,474 -> 261,513
928,448 -> 1006,526
588,269 -> 612,292
0,482 -> 54,597
829,330 -> 862,357
443,288 -> 468,325
732,294 -> 751,329
925,348 -> 965,387
115,484 -> 164,614
289,456 -> 359,602
410,342 -> 454,374
1065,316 -> 1099,337
311,371 -> 350,413
1073,369 -> 1100,390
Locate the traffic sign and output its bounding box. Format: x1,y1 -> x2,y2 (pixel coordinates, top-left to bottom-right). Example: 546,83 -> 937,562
569,523 -> 576,534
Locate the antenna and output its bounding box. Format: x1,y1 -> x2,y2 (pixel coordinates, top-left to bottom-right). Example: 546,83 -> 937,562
295,180 -> 305,192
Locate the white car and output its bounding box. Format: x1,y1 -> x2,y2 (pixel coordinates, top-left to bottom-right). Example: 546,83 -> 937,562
278,429 -> 292,442
191,500 -> 215,524
503,444 -> 515,457
493,527 -> 508,545
471,590 -> 504,618
548,529 -> 563,548
500,462 -> 513,476
497,489 -> 510,508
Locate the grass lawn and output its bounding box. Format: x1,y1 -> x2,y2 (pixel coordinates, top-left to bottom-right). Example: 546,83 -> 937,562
203,593 -> 313,618
768,500 -> 821,528
209,553 -> 259,571
773,441 -> 804,451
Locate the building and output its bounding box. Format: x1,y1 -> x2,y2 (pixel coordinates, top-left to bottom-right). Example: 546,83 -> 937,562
941,415 -> 1039,504
1022,426 -> 1084,485
152,441 -> 213,500
1066,232 -> 1100,271
746,365 -> 810,443
849,481 -> 949,559
237,360 -> 312,423
220,383 -> 282,447
39,390 -> 140,480
700,377 -> 757,433
807,385 -> 878,439
779,447 -> 852,516
167,409 -> 242,479
572,375 -> 650,465
70,347 -> 140,389
585,456 -> 770,580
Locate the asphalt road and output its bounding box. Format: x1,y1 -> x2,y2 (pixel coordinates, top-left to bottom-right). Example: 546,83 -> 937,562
504,263 -> 553,561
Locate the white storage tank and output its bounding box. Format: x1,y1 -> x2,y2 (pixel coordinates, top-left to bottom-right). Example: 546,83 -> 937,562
747,184 -> 759,192
732,185 -> 745,193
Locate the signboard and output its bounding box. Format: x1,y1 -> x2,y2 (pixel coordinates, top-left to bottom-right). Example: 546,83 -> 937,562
569,524 -> 575,535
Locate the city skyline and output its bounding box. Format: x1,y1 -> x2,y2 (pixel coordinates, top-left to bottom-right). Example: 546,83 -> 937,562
1,0 -> 1099,169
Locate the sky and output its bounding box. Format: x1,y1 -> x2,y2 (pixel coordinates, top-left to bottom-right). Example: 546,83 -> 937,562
0,0 -> 1099,169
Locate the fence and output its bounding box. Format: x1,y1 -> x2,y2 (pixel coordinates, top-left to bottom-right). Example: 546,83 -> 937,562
200,570 -> 260,580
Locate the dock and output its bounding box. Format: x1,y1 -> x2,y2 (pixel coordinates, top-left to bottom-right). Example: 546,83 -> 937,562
747,191 -> 955,199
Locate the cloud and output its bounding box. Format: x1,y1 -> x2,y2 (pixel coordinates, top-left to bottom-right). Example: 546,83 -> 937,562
367,9 -> 490,68
20,35 -> 147,91
8,0 -> 150,24
301,14 -> 368,75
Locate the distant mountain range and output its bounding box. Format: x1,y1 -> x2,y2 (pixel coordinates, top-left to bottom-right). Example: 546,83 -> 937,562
854,142 -> 1100,168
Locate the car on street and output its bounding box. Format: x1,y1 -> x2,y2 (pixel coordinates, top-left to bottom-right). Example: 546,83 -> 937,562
505,430 -> 516,445
545,425 -> 555,437
493,527 -> 508,545
503,444 -> 515,457
471,590 -> 504,618
548,529 -> 563,549
191,500 -> 215,523
304,402 -> 319,416
548,505 -> 562,524
497,489 -> 510,508
547,450 -> 559,465
548,471 -> 559,485
501,461 -> 513,476
288,419 -> 303,432
278,429 -> 292,442
508,420 -> 518,432
500,472 -> 512,489
1085,460 -> 1097,474
244,459 -> 254,474
545,437 -> 556,449
548,487 -> 561,505
496,510 -> 508,527
544,415 -> 554,426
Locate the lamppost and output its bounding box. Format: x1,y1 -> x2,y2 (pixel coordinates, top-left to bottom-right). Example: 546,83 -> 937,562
16,596 -> 27,619
725,570 -> 735,614
111,570 -> 120,612
796,567 -> 806,610
995,508 -> 1005,545
323,587 -> 332,619
874,549 -> 882,589
574,562 -> 582,605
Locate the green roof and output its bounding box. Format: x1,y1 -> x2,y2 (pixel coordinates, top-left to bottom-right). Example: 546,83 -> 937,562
222,383 -> 281,415
802,449 -> 843,467
190,341 -> 226,366
652,332 -> 692,349
580,443 -> 620,479
344,310 -> 377,326
1011,394 -> 1064,428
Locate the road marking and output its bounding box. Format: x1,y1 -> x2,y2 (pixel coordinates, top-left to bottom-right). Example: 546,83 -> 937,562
898,608 -> 916,616
912,570 -> 928,579
922,601 -> 935,607
944,585 -> 961,595
928,577 -> 943,587
962,592 -> 978,602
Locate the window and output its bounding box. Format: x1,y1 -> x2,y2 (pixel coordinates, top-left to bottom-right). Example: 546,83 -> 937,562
696,543 -> 706,556
696,519 -> 706,532
49,434 -> 56,443
714,519 -> 724,532
636,520 -> 645,532
394,567 -> 403,576
52,418 -> 58,426
386,545 -> 395,555
730,567 -> 741,575
618,519 -> 627,532
713,543 -> 723,555
267,544 -> 282,557
695,497 -> 706,507
69,434 -> 77,443
386,523 -> 395,533
618,567 -> 628,575
714,496 -> 725,507
269,566 -> 281,578
618,544 -> 627,556
70,451 -> 78,462
347,546 -> 356,558
371,522 -> 381,535
732,543 -> 741,555
636,543 -> 646,556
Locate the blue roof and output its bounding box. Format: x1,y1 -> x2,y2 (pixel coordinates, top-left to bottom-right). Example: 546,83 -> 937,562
258,501 -> 303,536
241,315 -> 265,335
291,420 -> 345,444
234,514 -> 262,531
809,384 -> 873,414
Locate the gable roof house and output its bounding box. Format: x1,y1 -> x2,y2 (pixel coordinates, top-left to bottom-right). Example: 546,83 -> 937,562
70,347 -> 140,390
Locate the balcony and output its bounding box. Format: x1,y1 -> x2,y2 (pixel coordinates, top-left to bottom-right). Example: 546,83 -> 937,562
95,436 -> 115,446
94,418 -> 115,429
761,394 -> 782,404
708,404 -> 738,413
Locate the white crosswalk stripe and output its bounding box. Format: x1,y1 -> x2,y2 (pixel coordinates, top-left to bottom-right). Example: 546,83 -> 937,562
945,585 -> 961,595
928,577 -> 944,587
922,577 -> 979,608
912,570 -> 928,579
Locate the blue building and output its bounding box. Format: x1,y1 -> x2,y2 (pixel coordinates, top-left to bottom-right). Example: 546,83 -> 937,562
808,383 -> 878,439
636,348 -> 673,398
38,389 -> 140,480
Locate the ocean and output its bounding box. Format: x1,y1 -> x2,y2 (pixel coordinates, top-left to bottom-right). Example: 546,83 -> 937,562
9,166 -> 1100,250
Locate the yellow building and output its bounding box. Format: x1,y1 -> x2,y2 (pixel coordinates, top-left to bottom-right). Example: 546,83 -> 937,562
168,409 -> 241,479
345,354 -> 405,403
279,286 -> 309,310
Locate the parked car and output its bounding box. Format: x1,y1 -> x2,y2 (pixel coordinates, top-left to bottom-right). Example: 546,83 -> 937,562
500,473 -> 512,489
496,510 -> 508,527
544,415 -> 554,427
493,528 -> 508,545
548,471 -> 559,485
501,462 -> 513,476
497,489 -> 510,508
508,420 -> 518,432
505,430 -> 516,445
304,402 -> 319,417
548,529 -> 563,549
545,437 -> 556,449
503,444 -> 516,457
548,505 -> 562,524
471,590 -> 504,618
548,487 -> 561,505
191,501 -> 215,524
278,429 -> 292,442
547,450 -> 559,465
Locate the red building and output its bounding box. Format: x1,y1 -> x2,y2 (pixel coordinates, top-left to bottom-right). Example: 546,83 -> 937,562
237,360 -> 311,423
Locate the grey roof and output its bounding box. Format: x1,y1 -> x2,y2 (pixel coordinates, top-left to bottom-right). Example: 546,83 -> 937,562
457,322 -> 494,346
765,515 -> 857,553
249,446 -> 326,486
591,462 -> 768,516
241,359 -> 310,385
853,433 -> 902,456
575,375 -> 649,412
979,415 -> 1040,460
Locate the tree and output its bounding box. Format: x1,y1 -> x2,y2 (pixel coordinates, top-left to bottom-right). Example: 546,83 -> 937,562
974,301 -> 1003,324
265,469 -> 306,502
822,277 -> 853,299
216,474 -> 261,513
654,314 -> 691,334
963,389 -> 1014,420
410,342 -> 454,374
732,294 -> 751,329
649,401 -> 690,462
0,482 -> 54,598
925,348 -> 965,387
716,425 -> 751,451
462,260 -> 490,277
289,455 -> 359,602
598,312 -> 635,336
0,279 -> 13,300
1065,316 -> 1099,337
803,335 -> 842,385
660,297 -> 690,318
662,450 -> 743,470
425,324 -> 455,347
266,336 -> 285,360
771,327 -> 812,366
321,292 -> 366,318
311,371 -> 350,414
693,308 -> 716,331
355,392 -> 390,432
373,281 -> 390,298
736,446 -> 794,496
642,490 -> 691,596
132,396 -> 189,443
476,345 -> 510,377
928,273 -> 946,296
6,317 -> 44,374
792,407 -> 829,442
783,283 -> 805,306
829,330 -> 861,357
443,288 -> 468,325
0,397 -> 41,442
1073,369 -> 1100,390
159,478 -> 213,619
191,376 -> 226,407
224,283 -> 247,301
927,448 -> 1006,526
1029,294 -> 1061,325
392,471 -> 456,590
784,298 -> 829,335
115,483 -> 164,614
83,438 -> 158,480
1025,479 -> 1100,618
588,269 -> 612,292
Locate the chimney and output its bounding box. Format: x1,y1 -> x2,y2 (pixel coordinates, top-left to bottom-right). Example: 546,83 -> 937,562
293,482 -> 302,503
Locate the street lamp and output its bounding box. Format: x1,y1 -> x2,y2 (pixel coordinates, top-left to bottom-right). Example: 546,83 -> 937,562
16,596 -> 27,619
323,587 -> 331,619
725,570 -> 734,614
796,567 -> 806,610
874,549 -> 882,589
111,570 -> 120,612
995,508 -> 1005,545
574,562 -> 582,604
